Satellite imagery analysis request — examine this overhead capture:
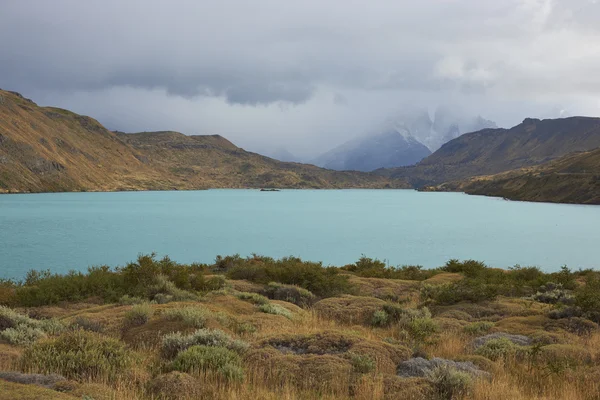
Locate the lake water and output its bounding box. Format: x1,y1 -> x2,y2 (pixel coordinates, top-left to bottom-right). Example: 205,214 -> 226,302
1,189 -> 599,279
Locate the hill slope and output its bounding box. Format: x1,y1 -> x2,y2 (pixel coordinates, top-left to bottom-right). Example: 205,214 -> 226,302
439,148 -> 600,205
377,117 -> 600,187
0,90 -> 403,193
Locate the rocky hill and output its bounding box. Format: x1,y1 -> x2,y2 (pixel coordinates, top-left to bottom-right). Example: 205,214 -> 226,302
438,147 -> 600,205
378,117 -> 600,188
0,90 -> 404,193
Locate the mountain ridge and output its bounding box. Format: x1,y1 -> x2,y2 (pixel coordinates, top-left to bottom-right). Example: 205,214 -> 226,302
0,89 -> 405,193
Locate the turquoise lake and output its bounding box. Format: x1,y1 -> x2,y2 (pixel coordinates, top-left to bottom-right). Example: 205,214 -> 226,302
1,189 -> 599,279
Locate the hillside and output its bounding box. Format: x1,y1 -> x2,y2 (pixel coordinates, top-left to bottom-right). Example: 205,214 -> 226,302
312,130 -> 431,172
0,89 -> 404,193
377,117 -> 600,187
438,148 -> 600,205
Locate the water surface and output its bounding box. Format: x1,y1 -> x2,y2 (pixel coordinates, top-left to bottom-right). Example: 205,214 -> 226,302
1,189 -> 599,279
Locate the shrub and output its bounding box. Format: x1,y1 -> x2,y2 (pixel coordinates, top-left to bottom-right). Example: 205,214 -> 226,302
0,306 -> 64,345
421,280 -> 498,305
149,275 -> 199,302
371,310 -> 389,327
161,328 -> 249,359
427,365 -> 473,400
170,345 -> 243,381
226,256 -> 353,297
574,276 -> 600,323
258,303 -> 293,319
1,326 -> 46,346
124,303 -> 153,328
163,307 -> 209,328
442,259 -> 486,277
474,337 -> 519,361
21,330 -> 131,380
263,282 -> 316,307
532,283 -> 573,305
463,321 -> 494,335
118,295 -> 146,305
406,317 -> 439,341
348,352 -> 375,373
235,292 -> 270,305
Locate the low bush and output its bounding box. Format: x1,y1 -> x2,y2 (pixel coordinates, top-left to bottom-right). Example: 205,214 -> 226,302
463,321 -> 494,335
263,282 -> 316,307
235,292 -> 270,305
421,279 -> 498,305
258,303 -> 293,319
124,303 -> 153,328
406,317 -> 439,341
474,337 -> 519,361
170,345 -> 243,381
427,365 -> 473,400
347,352 -> 375,373
371,310 -> 389,327
163,307 -> 209,328
574,276 -> 600,323
20,330 -> 132,380
161,328 -> 249,359
0,306 -> 64,345
147,371 -> 207,400
532,283 -> 573,305
226,256 -> 353,297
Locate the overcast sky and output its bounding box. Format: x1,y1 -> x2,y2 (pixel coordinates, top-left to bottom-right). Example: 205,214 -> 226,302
2,0 -> 600,157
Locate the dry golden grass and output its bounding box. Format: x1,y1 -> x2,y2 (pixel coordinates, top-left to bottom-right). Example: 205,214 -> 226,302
2,276 -> 600,400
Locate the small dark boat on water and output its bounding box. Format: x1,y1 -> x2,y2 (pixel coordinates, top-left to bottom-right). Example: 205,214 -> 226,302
260,188 -> 280,192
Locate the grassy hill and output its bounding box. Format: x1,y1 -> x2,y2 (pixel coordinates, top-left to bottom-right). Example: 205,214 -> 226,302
0,89 -> 403,193
437,148 -> 600,205
377,117 -> 600,188
0,254 -> 599,400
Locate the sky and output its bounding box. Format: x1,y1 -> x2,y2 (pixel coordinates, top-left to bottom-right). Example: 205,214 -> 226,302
1,0 -> 600,158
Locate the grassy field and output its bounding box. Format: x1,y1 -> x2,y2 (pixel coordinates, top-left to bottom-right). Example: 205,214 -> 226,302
1,255 -> 599,399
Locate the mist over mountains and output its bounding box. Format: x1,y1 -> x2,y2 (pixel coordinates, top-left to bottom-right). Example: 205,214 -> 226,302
309,107 -> 497,172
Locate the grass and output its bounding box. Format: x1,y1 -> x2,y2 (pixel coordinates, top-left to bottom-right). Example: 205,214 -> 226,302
1,254 -> 599,399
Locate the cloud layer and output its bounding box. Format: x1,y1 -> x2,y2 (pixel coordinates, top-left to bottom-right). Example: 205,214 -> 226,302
1,0 -> 599,157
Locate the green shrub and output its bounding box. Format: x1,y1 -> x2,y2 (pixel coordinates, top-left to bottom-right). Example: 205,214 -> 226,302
21,330 -> 131,380
170,345 -> 243,381
574,276 -> 600,323
258,303 -> 293,319
348,352 -> 375,373
342,256 -> 439,280
235,292 -> 270,305
150,275 -> 199,302
0,306 -> 64,345
427,365 -> 473,400
371,310 -> 389,327
263,282 -> 316,307
118,295 -> 146,305
475,337 -> 518,361
161,329 -> 249,359
163,307 -> 209,328
421,280 -> 498,305
226,256 -> 353,297
124,303 -> 153,328
407,317 -> 439,341
1,326 -> 46,346
463,322 -> 494,335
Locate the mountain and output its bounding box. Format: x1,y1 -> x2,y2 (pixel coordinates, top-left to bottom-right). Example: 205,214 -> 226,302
0,89 -> 405,193
312,129 -> 432,172
377,117 -> 600,187
313,107 -> 496,172
438,147 -> 600,205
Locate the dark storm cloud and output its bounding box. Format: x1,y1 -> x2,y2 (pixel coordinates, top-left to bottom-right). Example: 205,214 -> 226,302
1,0 -> 599,156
